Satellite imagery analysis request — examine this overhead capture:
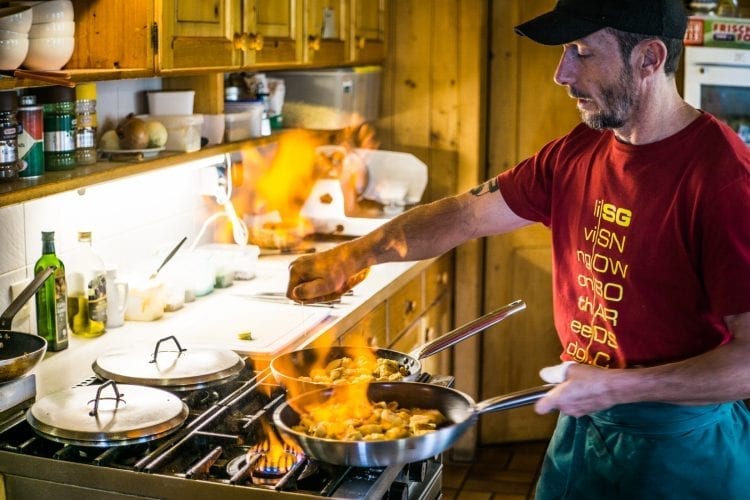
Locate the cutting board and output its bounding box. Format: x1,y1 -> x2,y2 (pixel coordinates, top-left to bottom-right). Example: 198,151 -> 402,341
175,293 -> 331,359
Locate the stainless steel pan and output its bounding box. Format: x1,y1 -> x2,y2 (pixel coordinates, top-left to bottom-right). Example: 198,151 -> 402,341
270,300 -> 526,394
0,267 -> 52,383
273,381 -> 553,467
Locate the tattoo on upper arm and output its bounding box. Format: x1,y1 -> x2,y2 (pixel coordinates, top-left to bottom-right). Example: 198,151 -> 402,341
470,178 -> 500,197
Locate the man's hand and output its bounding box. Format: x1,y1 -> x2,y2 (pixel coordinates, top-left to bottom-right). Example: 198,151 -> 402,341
535,363 -> 620,417
286,246 -> 369,304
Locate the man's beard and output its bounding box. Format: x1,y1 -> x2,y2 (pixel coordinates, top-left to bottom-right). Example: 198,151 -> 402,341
575,65 -> 636,130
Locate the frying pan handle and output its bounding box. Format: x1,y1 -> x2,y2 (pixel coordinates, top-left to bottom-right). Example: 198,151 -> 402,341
409,299 -> 526,360
0,266 -> 54,330
474,384 -> 555,415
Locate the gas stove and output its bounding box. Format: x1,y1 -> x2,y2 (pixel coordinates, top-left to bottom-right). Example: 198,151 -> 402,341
0,363 -> 448,499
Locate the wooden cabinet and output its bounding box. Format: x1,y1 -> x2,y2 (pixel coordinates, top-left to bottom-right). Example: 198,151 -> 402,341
338,253 -> 454,377
350,0 -> 386,63
159,0 -> 240,71
304,0 -> 349,65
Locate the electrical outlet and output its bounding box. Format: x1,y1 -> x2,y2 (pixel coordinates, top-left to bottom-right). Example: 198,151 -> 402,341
10,279 -> 32,326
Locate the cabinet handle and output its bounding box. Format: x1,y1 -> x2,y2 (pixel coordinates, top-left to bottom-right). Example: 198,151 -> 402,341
437,271 -> 449,286
404,300 -> 417,315
308,35 -> 321,52
233,32 -> 264,52
355,35 -> 367,49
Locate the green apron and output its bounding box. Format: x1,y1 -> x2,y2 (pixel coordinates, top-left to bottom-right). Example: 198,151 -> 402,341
535,401 -> 750,499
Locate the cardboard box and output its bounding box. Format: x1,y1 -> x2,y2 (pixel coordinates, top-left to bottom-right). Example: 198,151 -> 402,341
685,15 -> 750,48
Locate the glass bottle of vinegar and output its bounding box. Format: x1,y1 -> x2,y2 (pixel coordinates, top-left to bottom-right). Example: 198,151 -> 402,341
67,231 -> 107,337
34,231 -> 69,351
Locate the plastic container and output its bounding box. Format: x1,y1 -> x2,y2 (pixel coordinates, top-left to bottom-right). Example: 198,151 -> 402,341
140,114 -> 203,152
147,90 -> 195,116
75,82 -> 97,166
224,111 -> 252,142
201,113 -> 225,145
125,279 -> 166,321
224,101 -> 264,138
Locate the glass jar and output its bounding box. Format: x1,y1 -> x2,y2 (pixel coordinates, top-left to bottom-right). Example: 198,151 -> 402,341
75,83 -> 98,166
38,86 -> 77,171
0,90 -> 19,182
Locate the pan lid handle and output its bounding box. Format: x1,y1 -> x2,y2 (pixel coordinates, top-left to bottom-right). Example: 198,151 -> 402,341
0,266 -> 54,330
410,299 -> 526,360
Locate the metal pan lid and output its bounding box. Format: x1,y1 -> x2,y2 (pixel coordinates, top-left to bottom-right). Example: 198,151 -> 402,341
27,381 -> 189,447
92,336 -> 245,391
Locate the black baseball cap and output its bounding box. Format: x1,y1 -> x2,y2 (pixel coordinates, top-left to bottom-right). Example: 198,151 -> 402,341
515,0 -> 688,45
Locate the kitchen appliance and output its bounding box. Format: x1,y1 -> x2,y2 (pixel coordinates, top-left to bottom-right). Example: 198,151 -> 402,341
300,147 -> 429,236
0,361 -> 450,499
683,45 -> 750,146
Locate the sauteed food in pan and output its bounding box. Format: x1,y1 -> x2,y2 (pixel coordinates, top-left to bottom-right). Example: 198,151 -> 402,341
300,355 -> 409,385
294,398 -> 447,441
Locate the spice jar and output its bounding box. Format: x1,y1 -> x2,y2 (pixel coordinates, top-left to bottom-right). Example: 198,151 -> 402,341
75,83 -> 97,166
17,94 -> 45,178
0,90 -> 19,182
37,86 -> 77,171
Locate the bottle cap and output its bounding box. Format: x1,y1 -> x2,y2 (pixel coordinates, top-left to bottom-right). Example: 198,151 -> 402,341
76,83 -> 97,101
0,91 -> 18,113
41,231 -> 55,240
77,231 -> 92,242
35,85 -> 75,104
19,94 -> 37,106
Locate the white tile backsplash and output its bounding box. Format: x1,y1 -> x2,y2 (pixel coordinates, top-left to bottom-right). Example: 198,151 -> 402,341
0,204 -> 25,275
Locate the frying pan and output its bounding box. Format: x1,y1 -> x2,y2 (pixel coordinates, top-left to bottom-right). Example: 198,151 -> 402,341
270,299 -> 526,394
0,266 -> 52,383
273,381 -> 553,467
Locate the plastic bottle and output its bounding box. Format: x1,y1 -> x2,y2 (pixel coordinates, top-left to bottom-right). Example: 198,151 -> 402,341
34,231 -> 69,352
75,83 -> 97,165
67,231 -> 107,337
0,90 -> 19,182
39,86 -> 77,171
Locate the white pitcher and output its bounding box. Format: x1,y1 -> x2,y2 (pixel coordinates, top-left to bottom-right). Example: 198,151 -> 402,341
105,269 -> 129,328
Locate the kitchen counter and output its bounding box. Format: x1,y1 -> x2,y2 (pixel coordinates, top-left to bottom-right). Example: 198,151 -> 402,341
32,252 -> 433,398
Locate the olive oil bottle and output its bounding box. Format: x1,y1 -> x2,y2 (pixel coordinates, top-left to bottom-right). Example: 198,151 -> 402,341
66,231 -> 107,337
34,231 -> 69,351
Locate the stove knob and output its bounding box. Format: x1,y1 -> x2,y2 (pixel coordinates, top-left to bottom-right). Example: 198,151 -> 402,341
387,481 -> 409,500
406,460 -> 427,482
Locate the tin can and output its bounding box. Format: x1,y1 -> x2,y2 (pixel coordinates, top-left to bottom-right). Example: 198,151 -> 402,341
17,96 -> 44,178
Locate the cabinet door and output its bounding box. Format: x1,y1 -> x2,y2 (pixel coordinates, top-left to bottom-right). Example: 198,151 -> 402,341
339,302 -> 387,347
304,0 -> 348,64
244,0 -> 302,66
159,0 -> 242,71
420,293 -> 453,377
350,0 -> 385,63
387,274 -> 423,344
68,0 -> 155,77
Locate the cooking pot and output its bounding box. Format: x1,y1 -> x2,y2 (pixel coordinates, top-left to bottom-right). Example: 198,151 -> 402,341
273,381 -> 553,467
270,300 -> 526,395
92,335 -> 245,391
0,266 -> 52,383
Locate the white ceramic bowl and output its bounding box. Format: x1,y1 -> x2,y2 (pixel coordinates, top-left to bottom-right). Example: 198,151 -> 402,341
0,5 -> 32,33
17,0 -> 74,24
0,28 -> 28,40
28,20 -> 74,38
23,35 -> 73,70
0,37 -> 28,70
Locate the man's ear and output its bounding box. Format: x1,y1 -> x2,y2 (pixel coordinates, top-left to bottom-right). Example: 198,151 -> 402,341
636,39 -> 667,77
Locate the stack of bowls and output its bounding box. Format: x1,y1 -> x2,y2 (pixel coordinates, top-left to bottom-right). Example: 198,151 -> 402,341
0,5 -> 32,70
16,0 -> 75,70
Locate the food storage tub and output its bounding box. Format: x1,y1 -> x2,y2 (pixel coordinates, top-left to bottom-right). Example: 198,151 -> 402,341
125,279 -> 167,321
140,114 -> 204,152
224,111 -> 252,142
147,90 -> 195,115
224,101 -> 264,138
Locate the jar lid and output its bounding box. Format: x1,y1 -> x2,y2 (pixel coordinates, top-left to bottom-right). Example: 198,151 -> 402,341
0,91 -> 18,112
35,85 -> 75,104
76,83 -> 97,101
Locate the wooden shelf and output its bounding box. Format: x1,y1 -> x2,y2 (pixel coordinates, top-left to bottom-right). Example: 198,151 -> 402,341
0,133 -> 287,209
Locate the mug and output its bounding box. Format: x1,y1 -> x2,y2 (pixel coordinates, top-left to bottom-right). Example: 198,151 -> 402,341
105,269 -> 129,328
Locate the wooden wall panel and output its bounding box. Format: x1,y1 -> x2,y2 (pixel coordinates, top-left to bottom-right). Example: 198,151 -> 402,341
482,0 -> 581,443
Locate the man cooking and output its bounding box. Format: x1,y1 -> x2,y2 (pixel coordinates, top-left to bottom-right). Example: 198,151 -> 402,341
286,0 -> 750,496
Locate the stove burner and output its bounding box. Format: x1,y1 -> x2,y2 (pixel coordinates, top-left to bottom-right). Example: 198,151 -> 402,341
250,446 -> 302,485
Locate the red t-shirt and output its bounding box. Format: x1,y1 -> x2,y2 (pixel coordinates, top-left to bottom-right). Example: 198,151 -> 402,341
497,113 -> 750,368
